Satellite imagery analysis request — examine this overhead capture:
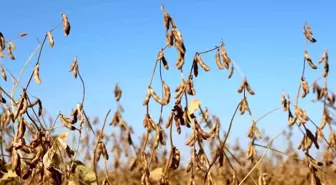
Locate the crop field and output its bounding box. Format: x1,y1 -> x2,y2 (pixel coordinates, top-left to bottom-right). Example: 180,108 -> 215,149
0,2 -> 335,185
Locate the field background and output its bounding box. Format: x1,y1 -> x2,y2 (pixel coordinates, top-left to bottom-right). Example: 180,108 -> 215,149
0,0 -> 336,185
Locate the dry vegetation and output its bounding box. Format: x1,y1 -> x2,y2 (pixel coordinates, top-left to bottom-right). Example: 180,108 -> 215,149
0,5 -> 335,185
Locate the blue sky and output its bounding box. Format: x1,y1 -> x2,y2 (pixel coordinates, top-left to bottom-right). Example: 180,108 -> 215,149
1,0 -> 336,166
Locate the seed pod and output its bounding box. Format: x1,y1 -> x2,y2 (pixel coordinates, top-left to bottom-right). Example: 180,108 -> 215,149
159,128 -> 166,145
163,81 -> 171,104
143,88 -> 151,106
18,97 -> 28,116
318,49 -> 328,64
114,83 -> 122,102
153,131 -> 160,149
176,52 -> 184,70
71,109 -> 78,124
248,121 -> 262,139
193,60 -> 198,77
16,117 -> 26,140
144,114 -> 157,131
171,28 -> 185,54
175,118 -> 181,134
99,141 -> 109,160
166,31 -> 174,47
183,107 -> 191,127
11,149 -> 21,176
60,114 -> 77,130
245,79 -> 255,95
150,81 -> 170,106
185,80 -> 192,95
281,92 -> 288,111
303,26 -> 316,43
328,92 -> 335,106
30,146 -> 43,165
288,109 -> 296,126
165,111 -> 174,129
0,32 -> 5,52
33,63 -> 42,84
304,134 -> 313,151
239,99 -> 249,115
304,50 -> 317,69
1,65 -> 6,81
69,56 -> 77,72
185,134 -> 196,146
197,127 -> 211,140
195,54 -> 210,71
305,22 -> 314,35
295,107 -> 309,125
323,59 -> 329,78
215,49 -> 225,70
61,13 -> 71,36
306,128 -> 319,149
156,49 -> 169,70
221,44 -> 231,67
186,160 -> 193,173
19,32 -> 28,37
38,99 -> 43,116
161,56 -> 169,70
228,64 -> 234,79
163,10 -> 171,31
47,31 -> 54,48
301,77 -> 309,98
174,82 -> 185,99
7,46 -> 15,60
237,78 -> 246,93
69,56 -> 78,78
170,147 -> 180,170
8,41 -> 16,51
247,142 -> 256,162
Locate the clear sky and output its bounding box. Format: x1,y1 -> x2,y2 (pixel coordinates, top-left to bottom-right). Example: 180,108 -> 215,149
1,0 -> 336,165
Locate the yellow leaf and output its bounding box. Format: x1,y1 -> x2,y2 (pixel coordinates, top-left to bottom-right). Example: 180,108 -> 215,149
72,160 -> 97,185
150,167 -> 163,182
188,99 -> 201,115
53,131 -> 68,150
